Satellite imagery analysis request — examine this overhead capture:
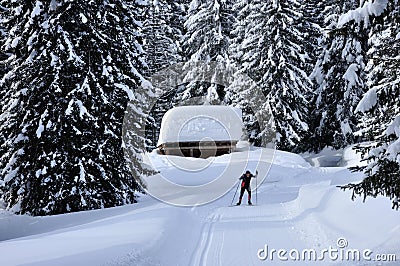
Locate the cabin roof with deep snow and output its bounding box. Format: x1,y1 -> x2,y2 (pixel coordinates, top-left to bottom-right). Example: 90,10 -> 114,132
157,105 -> 243,146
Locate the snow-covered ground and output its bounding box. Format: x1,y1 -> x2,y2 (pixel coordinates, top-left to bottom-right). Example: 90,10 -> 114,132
0,146 -> 399,266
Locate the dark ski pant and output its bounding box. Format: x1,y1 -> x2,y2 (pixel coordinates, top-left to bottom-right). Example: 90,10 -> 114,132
239,186 -> 251,202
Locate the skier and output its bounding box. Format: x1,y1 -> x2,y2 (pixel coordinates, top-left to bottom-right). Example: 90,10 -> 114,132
236,170 -> 255,205
392,196 -> 399,210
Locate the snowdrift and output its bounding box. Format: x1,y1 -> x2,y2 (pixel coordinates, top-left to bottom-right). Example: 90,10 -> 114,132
0,147 -> 399,265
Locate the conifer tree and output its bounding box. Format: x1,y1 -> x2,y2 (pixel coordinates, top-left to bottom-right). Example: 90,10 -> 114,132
341,0 -> 400,208
0,0 -> 153,215
309,0 -> 367,152
231,0 -> 312,151
142,0 -> 188,149
143,0 -> 185,76
180,0 -> 233,104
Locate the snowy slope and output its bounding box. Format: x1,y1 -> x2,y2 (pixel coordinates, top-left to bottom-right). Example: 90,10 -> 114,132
0,147 -> 399,266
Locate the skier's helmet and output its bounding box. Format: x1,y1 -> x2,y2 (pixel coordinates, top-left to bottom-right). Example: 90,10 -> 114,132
246,170 -> 251,174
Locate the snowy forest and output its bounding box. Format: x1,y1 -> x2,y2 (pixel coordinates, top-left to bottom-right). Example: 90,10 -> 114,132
0,0 -> 399,216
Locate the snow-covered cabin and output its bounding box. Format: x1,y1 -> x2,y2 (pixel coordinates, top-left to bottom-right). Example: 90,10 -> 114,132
157,106 -> 243,158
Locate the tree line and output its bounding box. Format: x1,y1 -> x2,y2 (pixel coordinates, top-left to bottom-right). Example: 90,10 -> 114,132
0,0 -> 398,215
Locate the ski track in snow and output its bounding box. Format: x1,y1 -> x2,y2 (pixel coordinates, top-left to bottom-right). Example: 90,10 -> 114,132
190,212 -> 221,266
0,147 -> 399,266
187,186 -> 332,265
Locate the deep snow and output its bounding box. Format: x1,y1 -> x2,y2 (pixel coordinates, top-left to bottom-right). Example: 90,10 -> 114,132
0,146 -> 399,266
157,105 -> 243,145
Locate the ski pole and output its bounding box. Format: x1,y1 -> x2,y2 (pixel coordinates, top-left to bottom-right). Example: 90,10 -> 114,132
231,180 -> 241,206
255,170 -> 258,205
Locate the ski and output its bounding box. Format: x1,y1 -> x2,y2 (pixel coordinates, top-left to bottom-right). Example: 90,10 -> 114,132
228,204 -> 256,207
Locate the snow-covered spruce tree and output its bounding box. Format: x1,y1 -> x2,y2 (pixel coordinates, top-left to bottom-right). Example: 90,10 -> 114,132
180,0 -> 234,104
227,0 -> 263,146
308,0 -> 368,152
0,3 -> 7,105
0,3 -> 8,173
297,0 -> 325,76
0,0 -> 152,215
232,0 -> 312,152
142,0 -> 187,149
306,0 -> 345,152
230,0 -> 251,59
143,0 -> 184,76
0,3 -> 6,75
143,0 -> 232,147
340,0 -> 400,207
